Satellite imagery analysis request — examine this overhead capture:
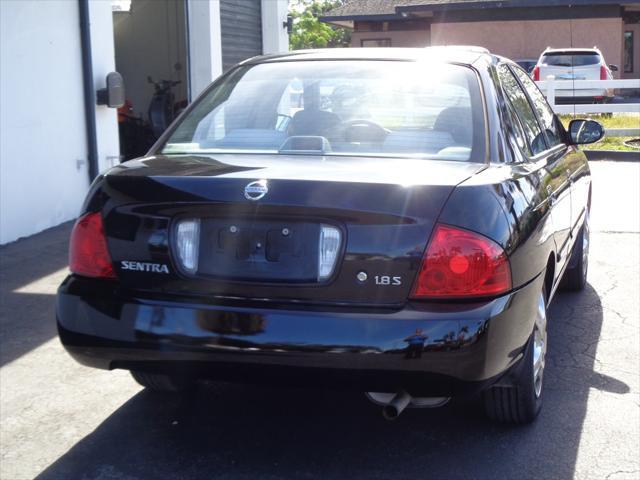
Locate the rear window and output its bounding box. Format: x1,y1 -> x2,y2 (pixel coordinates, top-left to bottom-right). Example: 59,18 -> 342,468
161,60 -> 485,162
541,51 -> 601,67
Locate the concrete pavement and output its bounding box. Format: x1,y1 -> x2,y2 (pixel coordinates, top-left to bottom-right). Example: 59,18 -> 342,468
1,161 -> 638,480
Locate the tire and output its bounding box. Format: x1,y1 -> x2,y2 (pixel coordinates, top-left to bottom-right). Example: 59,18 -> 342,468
130,370 -> 196,392
561,211 -> 590,291
482,290 -> 547,424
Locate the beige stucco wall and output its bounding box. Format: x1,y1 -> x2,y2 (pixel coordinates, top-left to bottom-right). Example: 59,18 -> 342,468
431,17 -> 623,77
351,29 -> 429,48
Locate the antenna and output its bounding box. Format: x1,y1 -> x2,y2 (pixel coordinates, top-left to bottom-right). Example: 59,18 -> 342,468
569,10 -> 576,117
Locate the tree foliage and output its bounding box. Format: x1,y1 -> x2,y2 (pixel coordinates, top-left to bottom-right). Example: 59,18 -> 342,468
289,0 -> 351,50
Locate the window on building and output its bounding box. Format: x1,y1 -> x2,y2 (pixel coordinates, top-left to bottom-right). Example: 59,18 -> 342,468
387,20 -> 429,31
361,39 -> 391,47
624,31 -> 634,73
354,22 -> 382,32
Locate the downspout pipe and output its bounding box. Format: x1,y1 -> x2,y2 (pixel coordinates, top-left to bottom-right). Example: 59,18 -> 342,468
78,0 -> 99,182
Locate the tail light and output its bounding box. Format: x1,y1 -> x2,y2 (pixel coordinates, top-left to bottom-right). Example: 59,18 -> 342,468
410,224 -> 511,299
600,65 -> 607,80
69,212 -> 116,279
532,66 -> 540,81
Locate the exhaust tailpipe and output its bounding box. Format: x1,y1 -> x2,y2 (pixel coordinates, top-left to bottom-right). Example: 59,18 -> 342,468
382,390 -> 411,420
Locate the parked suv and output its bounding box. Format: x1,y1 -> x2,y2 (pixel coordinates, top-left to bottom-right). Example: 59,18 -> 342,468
533,47 -> 617,103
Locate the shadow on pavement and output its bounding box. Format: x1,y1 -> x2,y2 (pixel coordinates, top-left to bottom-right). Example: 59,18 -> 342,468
35,283 -> 629,480
0,222 -> 72,367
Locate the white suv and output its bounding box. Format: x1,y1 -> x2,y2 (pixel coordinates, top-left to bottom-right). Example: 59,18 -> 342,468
533,47 -> 617,103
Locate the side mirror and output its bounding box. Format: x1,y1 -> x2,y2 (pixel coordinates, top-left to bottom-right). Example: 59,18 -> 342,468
569,119 -> 605,145
609,64 -> 619,72
96,72 -> 125,108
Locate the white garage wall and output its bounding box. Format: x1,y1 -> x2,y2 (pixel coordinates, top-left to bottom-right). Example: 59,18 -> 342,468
187,0 -> 223,99
261,0 -> 290,55
0,0 -> 118,244
90,0 -> 121,174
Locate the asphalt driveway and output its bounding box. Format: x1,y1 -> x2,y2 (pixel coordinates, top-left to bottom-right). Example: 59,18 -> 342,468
1,161 -> 638,480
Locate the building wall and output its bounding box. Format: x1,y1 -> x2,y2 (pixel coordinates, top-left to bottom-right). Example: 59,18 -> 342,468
351,29 -> 429,48
91,1 -> 121,174
187,0 -> 223,99
261,0 -> 289,54
0,0 -> 118,244
431,18 -> 624,77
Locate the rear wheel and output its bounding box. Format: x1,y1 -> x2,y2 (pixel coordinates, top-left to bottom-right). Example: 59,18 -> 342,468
482,290 -> 547,424
561,211 -> 590,291
130,370 -> 196,392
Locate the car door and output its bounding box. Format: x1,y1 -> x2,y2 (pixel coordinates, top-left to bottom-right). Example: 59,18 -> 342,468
511,66 -> 579,263
511,66 -> 591,236
497,64 -> 574,272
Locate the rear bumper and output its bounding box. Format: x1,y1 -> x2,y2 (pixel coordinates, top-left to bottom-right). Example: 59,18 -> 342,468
56,273 -> 544,397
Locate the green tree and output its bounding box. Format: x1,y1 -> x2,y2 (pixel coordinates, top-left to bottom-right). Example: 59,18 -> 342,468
289,0 -> 351,50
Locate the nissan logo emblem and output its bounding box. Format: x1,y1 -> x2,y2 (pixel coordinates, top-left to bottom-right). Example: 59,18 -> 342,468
244,180 -> 268,201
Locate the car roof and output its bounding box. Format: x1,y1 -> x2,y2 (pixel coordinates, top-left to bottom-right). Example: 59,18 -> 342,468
243,46 -> 491,67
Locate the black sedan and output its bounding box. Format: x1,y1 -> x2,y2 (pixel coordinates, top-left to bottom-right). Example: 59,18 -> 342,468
57,47 -> 603,424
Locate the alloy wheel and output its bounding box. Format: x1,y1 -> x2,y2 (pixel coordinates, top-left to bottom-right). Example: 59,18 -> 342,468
532,292 -> 548,398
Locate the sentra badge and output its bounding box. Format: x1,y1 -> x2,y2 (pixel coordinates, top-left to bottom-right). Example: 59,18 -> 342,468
121,261 -> 170,274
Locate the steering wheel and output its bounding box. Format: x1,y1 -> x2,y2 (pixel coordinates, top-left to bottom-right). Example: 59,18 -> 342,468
338,119 -> 390,143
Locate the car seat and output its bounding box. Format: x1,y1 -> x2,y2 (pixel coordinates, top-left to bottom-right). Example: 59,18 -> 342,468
433,107 -> 473,146
288,109 -> 341,137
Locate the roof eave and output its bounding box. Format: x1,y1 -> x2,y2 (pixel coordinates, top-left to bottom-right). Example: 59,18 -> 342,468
396,1 -> 506,14
320,13 -> 403,26
322,0 -> 631,23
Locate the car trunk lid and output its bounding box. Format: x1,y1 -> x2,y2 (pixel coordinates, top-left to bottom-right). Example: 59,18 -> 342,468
101,154 -> 485,305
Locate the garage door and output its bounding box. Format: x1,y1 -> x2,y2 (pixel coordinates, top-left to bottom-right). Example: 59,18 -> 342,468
220,0 -> 263,72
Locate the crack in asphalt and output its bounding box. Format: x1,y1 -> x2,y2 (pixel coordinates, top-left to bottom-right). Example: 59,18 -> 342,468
605,470 -> 640,480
